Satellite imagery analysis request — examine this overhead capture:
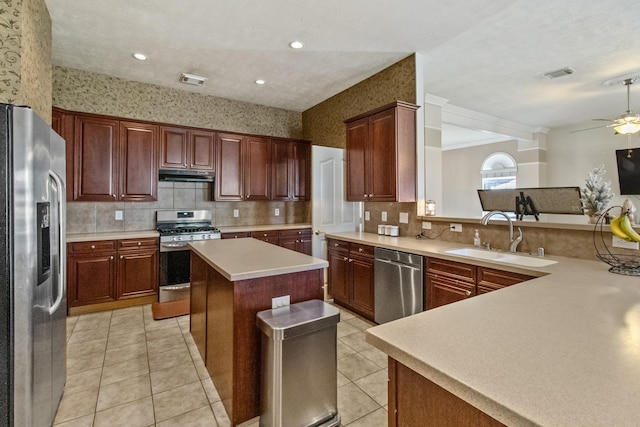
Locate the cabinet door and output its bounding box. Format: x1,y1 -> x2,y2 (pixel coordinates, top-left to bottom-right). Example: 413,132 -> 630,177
349,255 -> 375,319
271,139 -> 291,200
346,118 -> 369,201
119,121 -> 158,201
291,140 -> 310,201
245,136 -> 271,200
368,108 -> 396,201
215,133 -> 244,201
117,249 -> 158,299
427,274 -> 475,309
189,130 -> 215,171
73,115 -> 119,201
328,250 -> 349,303
52,109 -> 75,201
159,126 -> 189,169
297,237 -> 312,256
67,252 -> 116,306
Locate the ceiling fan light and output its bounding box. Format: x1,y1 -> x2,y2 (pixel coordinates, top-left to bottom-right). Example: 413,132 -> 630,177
614,122 -> 640,135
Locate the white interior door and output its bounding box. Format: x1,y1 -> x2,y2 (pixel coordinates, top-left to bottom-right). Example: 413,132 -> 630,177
312,146 -> 360,265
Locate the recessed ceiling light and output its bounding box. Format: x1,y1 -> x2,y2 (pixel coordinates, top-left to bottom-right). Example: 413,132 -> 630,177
289,41 -> 304,49
132,53 -> 148,61
255,79 -> 265,85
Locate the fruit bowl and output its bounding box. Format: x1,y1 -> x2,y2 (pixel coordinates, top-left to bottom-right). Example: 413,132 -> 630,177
593,206 -> 640,276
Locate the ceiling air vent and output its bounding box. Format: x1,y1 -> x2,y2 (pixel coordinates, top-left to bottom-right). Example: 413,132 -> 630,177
180,73 -> 207,86
542,67 -> 575,79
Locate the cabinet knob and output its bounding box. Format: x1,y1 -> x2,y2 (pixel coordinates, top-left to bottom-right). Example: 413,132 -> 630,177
369,194 -> 373,197
364,194 -> 368,198
121,194 -> 124,198
334,243 -> 339,247
120,255 -> 124,259
90,245 -> 95,249
263,233 -> 267,236
110,256 -> 113,260
343,257 -> 348,261
465,290 -> 471,297
296,240 -> 299,243
348,259 -> 353,263
112,194 -> 116,198
137,242 -> 141,246
298,231 -> 302,234
358,248 -> 363,253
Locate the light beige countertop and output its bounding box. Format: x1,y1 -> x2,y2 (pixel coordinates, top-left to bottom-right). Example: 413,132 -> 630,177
188,238 -> 327,282
325,232 -> 640,426
218,223 -> 312,233
67,230 -> 159,243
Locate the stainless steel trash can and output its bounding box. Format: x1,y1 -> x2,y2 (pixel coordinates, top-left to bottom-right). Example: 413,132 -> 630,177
257,299 -> 341,427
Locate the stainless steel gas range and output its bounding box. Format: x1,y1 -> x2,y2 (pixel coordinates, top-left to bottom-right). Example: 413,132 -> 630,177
156,210 -> 220,302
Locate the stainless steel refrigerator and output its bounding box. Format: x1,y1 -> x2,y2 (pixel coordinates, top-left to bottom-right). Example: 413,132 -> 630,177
0,104 -> 67,426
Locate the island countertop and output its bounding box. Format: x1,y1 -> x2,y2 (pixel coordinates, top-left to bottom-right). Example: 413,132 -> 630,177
333,231 -> 640,426
188,237 -> 328,282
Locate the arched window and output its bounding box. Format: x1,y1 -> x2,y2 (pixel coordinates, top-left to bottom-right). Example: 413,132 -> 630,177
481,152 -> 517,190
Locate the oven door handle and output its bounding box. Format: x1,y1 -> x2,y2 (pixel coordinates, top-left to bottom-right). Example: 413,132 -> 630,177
161,242 -> 189,249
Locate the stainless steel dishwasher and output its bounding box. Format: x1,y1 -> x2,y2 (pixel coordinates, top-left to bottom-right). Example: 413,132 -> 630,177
374,247 -> 424,324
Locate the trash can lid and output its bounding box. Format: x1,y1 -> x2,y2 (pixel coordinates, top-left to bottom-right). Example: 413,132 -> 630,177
256,299 -> 340,338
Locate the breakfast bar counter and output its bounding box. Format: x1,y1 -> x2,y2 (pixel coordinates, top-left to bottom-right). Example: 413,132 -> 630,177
188,238 -> 327,426
337,232 -> 640,426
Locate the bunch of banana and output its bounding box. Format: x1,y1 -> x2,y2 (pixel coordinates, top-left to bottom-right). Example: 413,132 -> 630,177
610,213 -> 640,242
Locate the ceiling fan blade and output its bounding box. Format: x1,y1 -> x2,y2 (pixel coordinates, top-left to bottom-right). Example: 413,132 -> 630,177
592,118 -> 613,121
570,124 -> 609,133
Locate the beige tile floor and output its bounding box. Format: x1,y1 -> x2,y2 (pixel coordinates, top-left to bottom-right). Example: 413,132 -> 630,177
56,303 -> 388,426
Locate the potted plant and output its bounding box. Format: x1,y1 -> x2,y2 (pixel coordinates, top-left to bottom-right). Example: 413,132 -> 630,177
581,164 -> 614,223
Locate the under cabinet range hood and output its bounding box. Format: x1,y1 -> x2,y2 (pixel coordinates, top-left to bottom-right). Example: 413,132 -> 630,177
159,169 -> 214,183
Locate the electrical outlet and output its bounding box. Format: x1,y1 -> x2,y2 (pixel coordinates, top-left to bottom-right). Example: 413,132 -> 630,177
612,236 -> 640,250
365,211 -> 370,221
115,210 -> 123,221
450,223 -> 462,232
272,295 -> 290,309
422,221 -> 432,230
399,212 -> 409,224
381,211 -> 387,222
275,208 -> 280,217
233,209 -> 239,218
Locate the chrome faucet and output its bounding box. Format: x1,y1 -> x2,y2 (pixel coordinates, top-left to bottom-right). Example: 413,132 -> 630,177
480,211 -> 523,253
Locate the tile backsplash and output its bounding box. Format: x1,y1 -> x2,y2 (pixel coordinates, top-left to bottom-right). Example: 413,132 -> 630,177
66,181 -> 311,234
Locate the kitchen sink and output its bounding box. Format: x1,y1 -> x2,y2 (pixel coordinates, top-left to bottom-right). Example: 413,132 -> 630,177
445,248 -> 557,267
445,248 -> 508,260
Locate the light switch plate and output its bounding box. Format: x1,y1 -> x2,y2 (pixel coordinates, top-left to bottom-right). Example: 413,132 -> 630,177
115,210 -> 123,221
365,211 -> 370,221
275,208 -> 280,216
399,212 -> 409,224
381,211 -> 387,222
233,209 -> 239,218
272,295 -> 290,309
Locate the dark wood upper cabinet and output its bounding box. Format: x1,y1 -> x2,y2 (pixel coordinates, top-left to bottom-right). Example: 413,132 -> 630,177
215,133 -> 244,201
119,121 -> 158,201
345,101 -> 419,202
245,136 -> 271,201
160,126 -> 215,171
159,126 -> 189,169
73,115 -> 119,201
189,130 -> 215,171
272,139 -> 310,201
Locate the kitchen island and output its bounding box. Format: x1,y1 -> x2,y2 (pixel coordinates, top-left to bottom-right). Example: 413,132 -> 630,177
337,231 -> 640,426
188,238 -> 327,426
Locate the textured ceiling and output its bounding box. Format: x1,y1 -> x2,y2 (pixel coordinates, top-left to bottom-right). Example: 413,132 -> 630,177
47,0 -> 640,134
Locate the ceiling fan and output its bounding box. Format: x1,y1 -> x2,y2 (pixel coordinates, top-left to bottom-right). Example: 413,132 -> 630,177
572,77 -> 640,134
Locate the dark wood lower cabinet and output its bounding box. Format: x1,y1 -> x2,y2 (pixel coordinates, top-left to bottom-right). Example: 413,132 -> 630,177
278,228 -> 312,255
426,257 -> 534,309
327,239 -> 375,321
67,238 -> 159,315
389,358 -> 506,427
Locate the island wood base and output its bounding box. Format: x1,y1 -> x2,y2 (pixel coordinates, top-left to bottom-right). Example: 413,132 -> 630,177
190,252 -> 324,426
389,358 -> 506,427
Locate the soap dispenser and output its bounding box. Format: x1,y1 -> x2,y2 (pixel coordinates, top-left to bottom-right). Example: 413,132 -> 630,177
473,229 -> 481,247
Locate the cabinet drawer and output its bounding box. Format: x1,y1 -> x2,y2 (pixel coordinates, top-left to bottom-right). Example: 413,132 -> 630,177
251,230 -> 278,239
327,239 -> 349,252
477,267 -> 534,290
118,238 -> 159,250
278,228 -> 312,239
69,240 -> 117,254
221,232 -> 251,239
349,243 -> 374,257
427,258 -> 476,283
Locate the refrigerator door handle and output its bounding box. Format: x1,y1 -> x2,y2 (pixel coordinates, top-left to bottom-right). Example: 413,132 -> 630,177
48,170 -> 66,315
